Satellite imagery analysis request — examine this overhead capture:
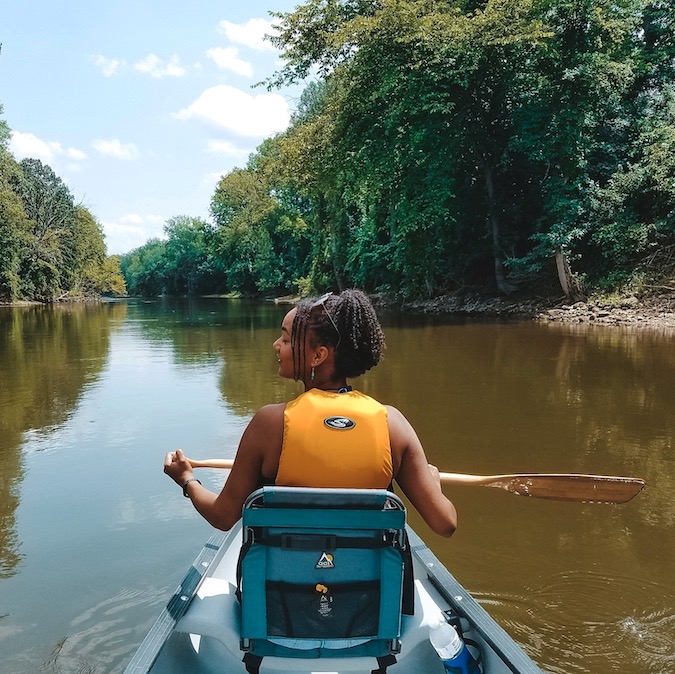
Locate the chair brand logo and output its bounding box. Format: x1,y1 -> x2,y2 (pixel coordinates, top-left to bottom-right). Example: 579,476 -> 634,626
323,416 -> 356,430
316,552 -> 335,569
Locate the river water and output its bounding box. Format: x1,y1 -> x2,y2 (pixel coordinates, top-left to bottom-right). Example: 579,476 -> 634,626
0,298 -> 673,674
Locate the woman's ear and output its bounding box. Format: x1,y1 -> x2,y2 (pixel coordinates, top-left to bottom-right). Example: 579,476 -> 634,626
312,344 -> 330,366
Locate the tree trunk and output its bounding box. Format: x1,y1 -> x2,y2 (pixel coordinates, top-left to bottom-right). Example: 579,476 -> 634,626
482,158 -> 516,294
326,197 -> 346,292
554,247 -> 585,303
315,194 -> 345,292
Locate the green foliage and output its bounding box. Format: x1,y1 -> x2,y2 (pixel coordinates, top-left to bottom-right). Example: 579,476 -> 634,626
209,151 -> 312,295
161,215 -> 215,295
120,239 -> 169,296
71,207 -> 126,296
103,2 -> 675,299
0,100 -> 124,303
0,104 -> 10,150
0,151 -> 30,301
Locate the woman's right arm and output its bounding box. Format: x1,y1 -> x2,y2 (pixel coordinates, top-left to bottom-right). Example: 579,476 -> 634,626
165,403 -> 284,531
387,405 -> 457,537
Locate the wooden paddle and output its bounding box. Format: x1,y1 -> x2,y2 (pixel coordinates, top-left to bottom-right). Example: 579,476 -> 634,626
186,457 -> 645,504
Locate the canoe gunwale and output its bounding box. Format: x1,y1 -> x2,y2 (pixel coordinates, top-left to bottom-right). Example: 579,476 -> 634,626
124,526 -> 542,674
123,531 -> 228,674
407,527 -> 542,674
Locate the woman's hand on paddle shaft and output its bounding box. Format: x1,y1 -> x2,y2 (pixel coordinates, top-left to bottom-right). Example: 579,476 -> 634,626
428,463 -> 442,487
164,449 -> 194,486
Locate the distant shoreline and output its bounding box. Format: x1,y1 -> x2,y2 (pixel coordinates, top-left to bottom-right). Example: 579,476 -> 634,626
3,290 -> 674,331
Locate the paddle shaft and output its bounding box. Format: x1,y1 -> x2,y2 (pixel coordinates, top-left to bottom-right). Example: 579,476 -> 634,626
185,458 -> 644,504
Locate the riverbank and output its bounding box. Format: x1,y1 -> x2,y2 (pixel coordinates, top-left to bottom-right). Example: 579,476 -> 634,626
4,288 -> 674,331
399,288 -> 675,331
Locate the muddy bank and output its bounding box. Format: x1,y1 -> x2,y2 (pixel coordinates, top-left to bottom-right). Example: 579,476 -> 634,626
399,289 -> 675,332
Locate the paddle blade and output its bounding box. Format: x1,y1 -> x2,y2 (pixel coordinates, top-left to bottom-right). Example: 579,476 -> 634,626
487,473 -> 645,504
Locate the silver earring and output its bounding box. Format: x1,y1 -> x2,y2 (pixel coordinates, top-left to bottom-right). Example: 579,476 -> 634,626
310,366 -> 315,382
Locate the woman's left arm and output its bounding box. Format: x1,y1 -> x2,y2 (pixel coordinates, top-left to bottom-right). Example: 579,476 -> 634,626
386,405 -> 458,537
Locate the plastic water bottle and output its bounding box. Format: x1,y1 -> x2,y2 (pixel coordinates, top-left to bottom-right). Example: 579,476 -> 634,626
429,616 -> 480,673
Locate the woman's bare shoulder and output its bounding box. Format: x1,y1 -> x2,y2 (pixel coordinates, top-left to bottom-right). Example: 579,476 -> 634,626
384,404 -> 414,437
258,401 -> 287,415
250,402 -> 286,424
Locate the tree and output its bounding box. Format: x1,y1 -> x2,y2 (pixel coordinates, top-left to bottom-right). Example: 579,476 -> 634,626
269,0 -> 551,295
210,152 -> 311,295
0,150 -> 31,301
120,239 -> 169,296
0,101 -> 124,301
510,0 -> 647,298
162,215 -> 213,295
16,158 -> 77,300
71,206 -> 126,296
0,103 -> 10,150
272,81 -> 350,292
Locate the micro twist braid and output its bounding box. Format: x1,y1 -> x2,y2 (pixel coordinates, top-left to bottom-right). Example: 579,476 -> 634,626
292,289 -> 385,381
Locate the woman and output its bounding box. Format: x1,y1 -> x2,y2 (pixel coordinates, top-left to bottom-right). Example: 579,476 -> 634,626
164,289 -> 457,537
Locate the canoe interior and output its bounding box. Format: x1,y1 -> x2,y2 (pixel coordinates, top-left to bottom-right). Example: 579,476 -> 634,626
124,524 -> 542,674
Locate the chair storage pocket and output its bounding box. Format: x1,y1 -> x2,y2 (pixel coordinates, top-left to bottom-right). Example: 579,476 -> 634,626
266,580 -> 380,638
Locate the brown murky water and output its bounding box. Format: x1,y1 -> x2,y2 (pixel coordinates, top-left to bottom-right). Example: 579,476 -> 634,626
0,299 -> 673,673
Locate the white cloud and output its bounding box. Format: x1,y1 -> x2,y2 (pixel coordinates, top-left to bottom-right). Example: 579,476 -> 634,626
205,139 -> 249,155
10,131 -> 57,162
217,18 -> 278,51
66,147 -> 87,160
102,214 -> 167,255
10,131 -> 87,164
119,213 -> 165,225
134,54 -> 186,78
204,171 -> 227,185
118,213 -> 144,225
206,47 -> 253,77
92,139 -> 140,160
93,55 -> 126,77
175,85 -> 290,137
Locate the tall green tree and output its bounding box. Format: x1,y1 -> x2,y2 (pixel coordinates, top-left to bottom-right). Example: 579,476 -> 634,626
210,147 -> 311,295
0,102 -> 124,301
270,0 -> 551,295
71,206 -> 126,296
120,238 -> 169,296
122,1 -> 675,299
510,0 -> 650,295
0,151 -> 30,301
272,81 -> 350,292
15,159 -> 78,300
162,215 -> 216,295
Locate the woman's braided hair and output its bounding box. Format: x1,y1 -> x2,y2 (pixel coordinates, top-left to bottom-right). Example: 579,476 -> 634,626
292,289 -> 385,381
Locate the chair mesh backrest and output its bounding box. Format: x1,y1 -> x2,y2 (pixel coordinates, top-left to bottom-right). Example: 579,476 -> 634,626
239,487 -> 406,659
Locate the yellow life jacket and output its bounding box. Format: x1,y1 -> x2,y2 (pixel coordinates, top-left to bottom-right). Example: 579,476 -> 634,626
276,388 -> 393,489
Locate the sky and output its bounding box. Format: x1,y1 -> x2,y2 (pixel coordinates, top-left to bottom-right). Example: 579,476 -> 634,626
1,0 -> 302,255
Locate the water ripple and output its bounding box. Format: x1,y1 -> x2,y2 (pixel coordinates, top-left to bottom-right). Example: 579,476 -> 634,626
38,586 -> 168,674
474,570 -> 675,673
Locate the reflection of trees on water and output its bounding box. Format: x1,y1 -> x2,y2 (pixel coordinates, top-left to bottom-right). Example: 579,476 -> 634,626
368,320 -> 674,578
128,298 -> 299,417
0,303 -> 124,578
544,327 -> 675,531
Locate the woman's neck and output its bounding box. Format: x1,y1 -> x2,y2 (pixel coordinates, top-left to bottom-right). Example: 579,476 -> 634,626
304,380 -> 350,393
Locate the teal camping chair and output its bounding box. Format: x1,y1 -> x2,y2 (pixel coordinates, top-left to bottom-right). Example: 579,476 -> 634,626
238,486 -> 407,674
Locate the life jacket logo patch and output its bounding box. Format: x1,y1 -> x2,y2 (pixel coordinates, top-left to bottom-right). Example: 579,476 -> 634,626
324,416 -> 356,430
316,552 -> 335,569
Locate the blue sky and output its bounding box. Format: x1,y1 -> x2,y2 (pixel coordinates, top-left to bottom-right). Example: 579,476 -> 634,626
1,0 -> 301,255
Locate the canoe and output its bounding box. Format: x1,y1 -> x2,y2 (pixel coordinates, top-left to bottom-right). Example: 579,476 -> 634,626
124,489 -> 542,674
